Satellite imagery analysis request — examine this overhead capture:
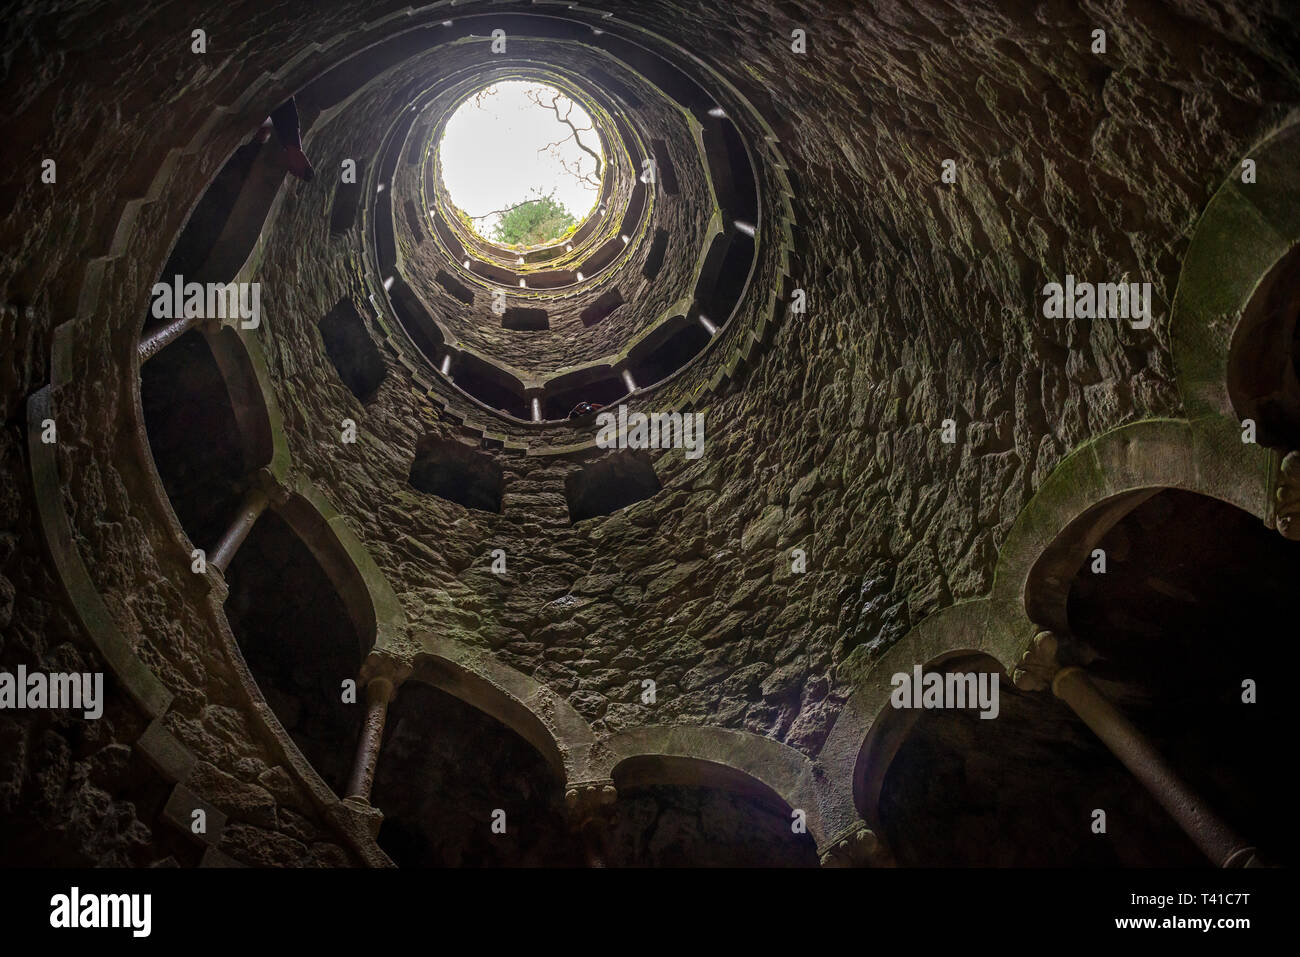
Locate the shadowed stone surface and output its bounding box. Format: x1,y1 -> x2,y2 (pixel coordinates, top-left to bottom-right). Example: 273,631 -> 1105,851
0,0 -> 1297,866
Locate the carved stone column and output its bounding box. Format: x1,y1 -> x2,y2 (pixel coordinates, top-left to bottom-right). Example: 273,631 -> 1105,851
138,315 -> 201,363
208,477 -> 284,572
1014,631 -> 1258,867
138,313 -> 223,363
345,676 -> 395,803
565,781 -> 618,867
1275,450 -> 1300,540
819,822 -> 896,867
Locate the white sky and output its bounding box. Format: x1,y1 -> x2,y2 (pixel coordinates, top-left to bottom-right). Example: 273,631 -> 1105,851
439,81 -> 603,238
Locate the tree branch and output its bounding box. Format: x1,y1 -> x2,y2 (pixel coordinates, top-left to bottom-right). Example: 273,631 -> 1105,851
526,88 -> 603,187
468,196 -> 550,221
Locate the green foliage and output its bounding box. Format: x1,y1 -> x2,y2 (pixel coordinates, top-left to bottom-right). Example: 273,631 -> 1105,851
490,189 -> 577,247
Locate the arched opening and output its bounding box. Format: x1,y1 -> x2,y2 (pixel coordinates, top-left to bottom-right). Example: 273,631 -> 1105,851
436,80 -> 606,248
719,118 -> 758,223
619,181 -> 647,238
431,217 -> 464,261
1063,488 -> 1297,864
581,236 -> 626,274
515,269 -> 572,290
588,66 -> 642,109
387,277 -> 445,362
464,259 -> 517,287
318,298 -> 387,402
1227,244 -> 1300,449
161,141 -> 262,278
501,306 -> 549,331
649,138 -> 679,195
448,353 -> 529,420
374,180 -> 396,271
698,231 -> 755,326
371,682 -> 580,866
604,757 -> 818,866
642,228 -> 669,281
872,653 -> 1199,866
165,136 -> 289,283
403,199 -> 425,244
565,451 -> 661,522
628,316 -> 711,386
224,509 -> 370,798
140,329 -> 265,549
435,269 -> 474,305
541,369 -> 627,421
409,437 -> 504,513
579,287 -> 624,327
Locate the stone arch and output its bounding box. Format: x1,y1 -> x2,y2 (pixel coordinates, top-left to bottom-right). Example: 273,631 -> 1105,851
1227,243 -> 1300,450
867,638 -> 1201,866
596,726 -> 822,866
369,679 -> 583,866
1171,120 -> 1300,424
224,507 -> 373,797
627,313 -> 712,386
851,650 -> 1006,832
404,635 -> 598,786
1044,487 -> 1299,864
139,328 -> 254,550
136,318 -> 291,555
990,417 -> 1274,659
33,365 -> 388,867
204,326 -> 278,476
821,416 -> 1277,841
598,726 -> 823,839
272,482 -> 409,657
193,139 -> 293,282
819,601 -> 1008,842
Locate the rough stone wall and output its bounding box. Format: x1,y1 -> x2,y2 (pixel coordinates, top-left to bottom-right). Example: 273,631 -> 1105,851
371,683 -> 818,866
0,1 -> 433,867
0,0 -> 426,420
249,0 -> 1300,763
49,332 -> 363,865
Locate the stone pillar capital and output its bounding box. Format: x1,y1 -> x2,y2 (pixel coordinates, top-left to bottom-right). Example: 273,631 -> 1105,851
1012,629 -> 1064,692
565,780 -> 618,868
249,467 -> 291,506
564,780 -> 618,824
363,675 -> 394,706
1275,450 -> 1300,541
210,481 -> 277,573
338,796 -> 385,839
819,822 -> 895,868
358,652 -> 412,691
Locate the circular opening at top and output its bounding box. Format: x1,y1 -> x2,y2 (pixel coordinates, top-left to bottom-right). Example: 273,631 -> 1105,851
437,80 -> 606,248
